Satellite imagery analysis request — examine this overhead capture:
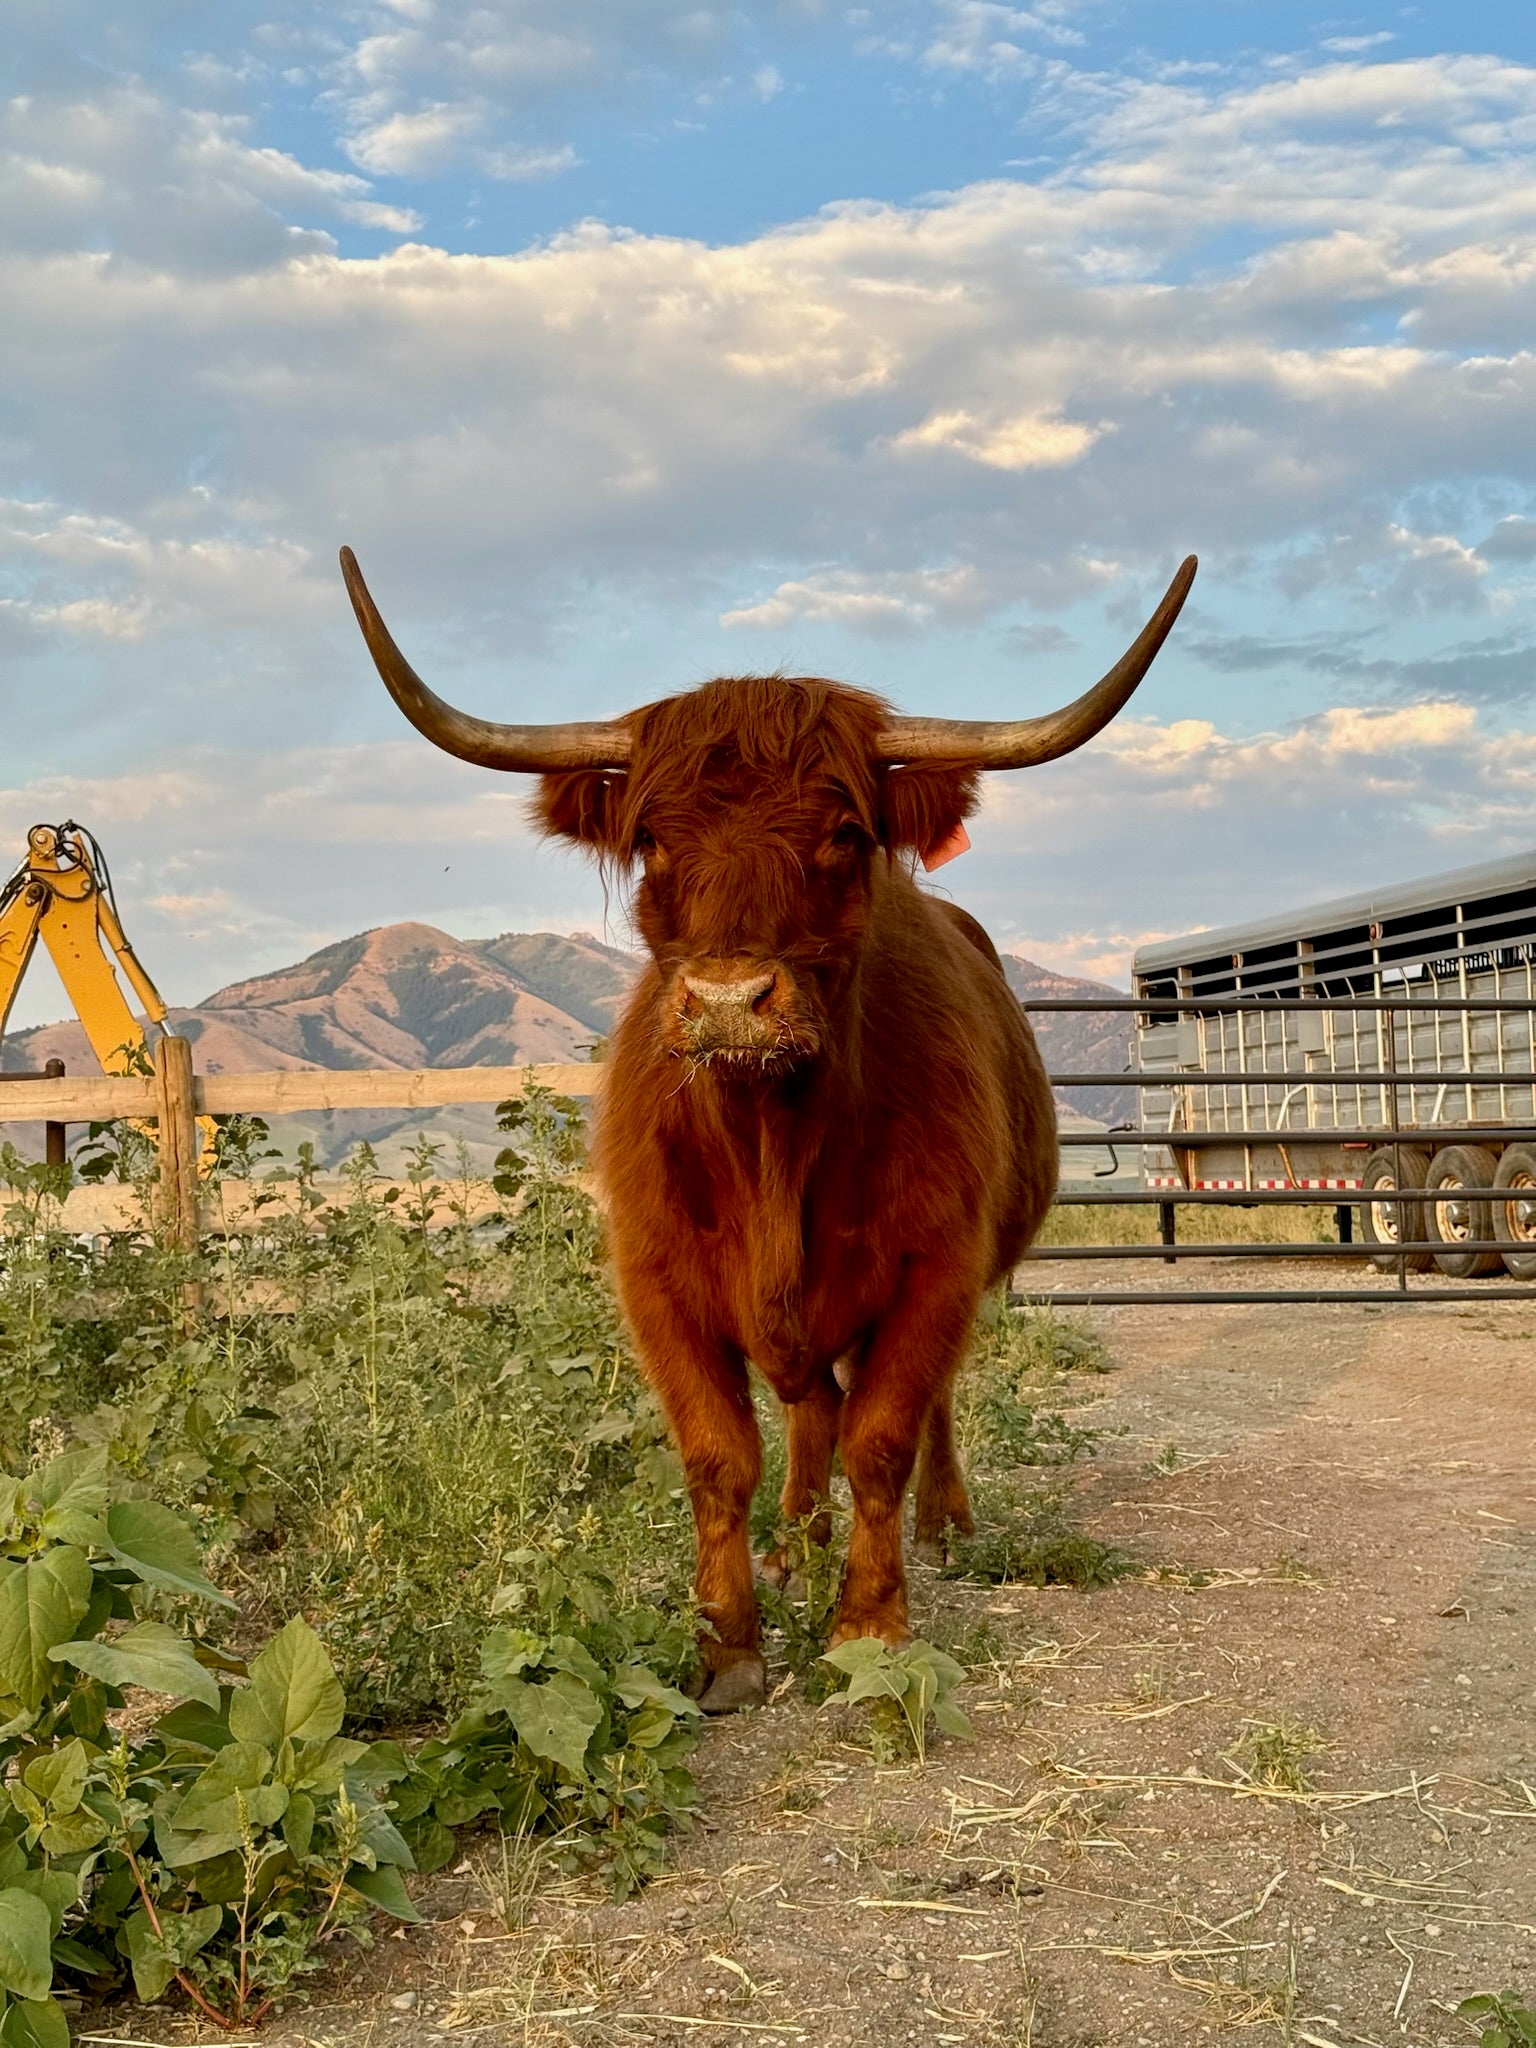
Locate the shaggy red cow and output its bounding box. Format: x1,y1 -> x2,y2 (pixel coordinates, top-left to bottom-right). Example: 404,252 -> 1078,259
341,546 -> 1195,1711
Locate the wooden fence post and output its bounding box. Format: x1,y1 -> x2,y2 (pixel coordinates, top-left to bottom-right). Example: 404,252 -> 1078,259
154,1035 -> 201,1256
43,1058 -> 66,1168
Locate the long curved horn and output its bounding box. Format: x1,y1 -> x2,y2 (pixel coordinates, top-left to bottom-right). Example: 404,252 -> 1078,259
340,548 -> 632,771
876,554 -> 1197,766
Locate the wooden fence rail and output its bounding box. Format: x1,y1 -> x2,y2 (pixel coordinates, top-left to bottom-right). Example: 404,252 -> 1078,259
0,1059 -> 602,1125
0,1040 -> 603,1240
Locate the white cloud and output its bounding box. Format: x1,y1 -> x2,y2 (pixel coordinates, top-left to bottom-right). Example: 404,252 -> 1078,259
890,406 -> 1105,470
331,1 -> 781,183
721,563 -> 987,630
479,142 -> 581,181
923,2 -> 1084,75
965,696 -> 1535,981
344,102 -> 487,177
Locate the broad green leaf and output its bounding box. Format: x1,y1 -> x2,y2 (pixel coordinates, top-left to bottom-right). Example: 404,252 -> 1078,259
931,1698 -> 973,1740
121,1907 -> 175,2003
542,1635 -> 606,1687
25,1451 -> 108,1521
155,1694 -> 233,1751
105,1501 -> 230,1605
10,1874 -> 74,1942
290,1733 -> 367,1795
229,1618 -> 343,1747
613,1666 -> 700,1719
0,1889 -> 53,2001
500,1672 -> 602,1778
403,1816 -> 456,1875
626,1705 -> 682,1749
356,1805 -> 415,1871
123,1901 -> 222,2003
22,1740 -> 88,1813
841,1667 -> 903,1705
50,1934 -> 113,1979
0,1995 -> 71,2048
173,1902 -> 223,1964
37,1807 -> 108,1857
0,1553 -> 92,1712
280,1790 -> 315,1860
820,1637 -> 889,1675
346,1863 -> 421,1922
52,1622 -> 221,1709
478,1628 -> 542,1686
346,1738 -> 410,1789
30,1449 -> 110,1551
170,1741 -> 286,1837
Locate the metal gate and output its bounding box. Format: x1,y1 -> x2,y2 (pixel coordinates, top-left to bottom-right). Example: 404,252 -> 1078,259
1016,991 -> 1536,1305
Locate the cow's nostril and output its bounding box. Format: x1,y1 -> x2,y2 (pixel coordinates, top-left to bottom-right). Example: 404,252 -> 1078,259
752,976 -> 776,1014
682,972 -> 774,1009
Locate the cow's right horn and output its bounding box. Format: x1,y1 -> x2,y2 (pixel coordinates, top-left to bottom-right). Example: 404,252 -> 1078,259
875,554 -> 1197,767
340,548 -> 633,771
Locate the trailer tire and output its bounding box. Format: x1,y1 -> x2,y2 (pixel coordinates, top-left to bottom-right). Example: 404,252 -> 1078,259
1425,1144 -> 1503,1278
1493,1142 -> 1536,1280
1360,1147 -> 1431,1273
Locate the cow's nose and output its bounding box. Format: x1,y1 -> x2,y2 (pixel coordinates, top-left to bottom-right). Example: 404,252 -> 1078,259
682,971 -> 775,1012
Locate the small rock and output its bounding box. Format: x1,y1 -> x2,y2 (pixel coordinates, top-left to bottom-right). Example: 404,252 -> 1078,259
1425,1922 -> 1442,1937
390,1992 -> 419,2013
667,1906 -> 690,1924
884,1959 -> 910,1981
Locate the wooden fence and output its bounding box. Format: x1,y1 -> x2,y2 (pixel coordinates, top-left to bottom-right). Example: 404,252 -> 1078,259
0,1038 -> 600,1234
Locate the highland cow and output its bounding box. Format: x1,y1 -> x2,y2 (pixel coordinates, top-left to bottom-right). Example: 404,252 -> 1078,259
341,545 -> 1195,1710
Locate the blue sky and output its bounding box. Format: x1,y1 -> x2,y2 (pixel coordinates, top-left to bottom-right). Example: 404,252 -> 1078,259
5,2 -> 1536,1024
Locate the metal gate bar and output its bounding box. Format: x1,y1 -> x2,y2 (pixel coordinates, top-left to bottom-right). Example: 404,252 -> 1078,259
1017,988 -> 1536,1305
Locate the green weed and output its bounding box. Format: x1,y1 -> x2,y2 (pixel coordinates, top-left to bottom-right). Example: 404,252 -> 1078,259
821,1636 -> 971,1764
1458,1991 -> 1536,2047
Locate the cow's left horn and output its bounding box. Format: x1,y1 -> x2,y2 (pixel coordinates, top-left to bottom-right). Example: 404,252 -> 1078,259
875,554 -> 1197,767
340,548 -> 633,771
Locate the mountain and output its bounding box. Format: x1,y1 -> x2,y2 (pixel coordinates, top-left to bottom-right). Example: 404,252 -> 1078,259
2,924 -> 636,1170
1000,955 -> 1134,1126
3,921 -> 1131,1165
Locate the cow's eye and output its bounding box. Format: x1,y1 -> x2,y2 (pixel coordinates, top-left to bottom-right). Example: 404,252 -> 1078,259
632,825 -> 656,856
831,820 -> 866,851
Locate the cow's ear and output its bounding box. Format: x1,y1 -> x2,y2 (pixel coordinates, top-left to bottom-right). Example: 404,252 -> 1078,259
879,764 -> 981,865
536,771 -> 631,859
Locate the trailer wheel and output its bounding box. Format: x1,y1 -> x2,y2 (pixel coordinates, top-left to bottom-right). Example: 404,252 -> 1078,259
1360,1147 -> 1431,1273
1493,1142 -> 1536,1280
1425,1144 -> 1503,1278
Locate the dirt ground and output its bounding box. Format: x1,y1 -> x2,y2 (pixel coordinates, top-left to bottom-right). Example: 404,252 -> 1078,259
95,1265 -> 1536,2048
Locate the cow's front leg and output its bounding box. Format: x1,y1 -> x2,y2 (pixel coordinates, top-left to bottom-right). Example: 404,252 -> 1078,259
832,1265 -> 979,1648
757,1374 -> 843,1586
632,1305 -> 765,1713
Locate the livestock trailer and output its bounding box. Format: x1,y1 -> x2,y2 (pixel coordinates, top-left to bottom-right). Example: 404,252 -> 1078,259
1131,848 -> 1536,1279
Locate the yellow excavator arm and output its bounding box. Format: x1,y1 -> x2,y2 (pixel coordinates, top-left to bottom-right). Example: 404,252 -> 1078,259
0,822 -> 215,1166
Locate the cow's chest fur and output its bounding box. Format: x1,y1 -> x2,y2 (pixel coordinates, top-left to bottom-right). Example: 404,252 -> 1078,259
655,1096 -> 914,1403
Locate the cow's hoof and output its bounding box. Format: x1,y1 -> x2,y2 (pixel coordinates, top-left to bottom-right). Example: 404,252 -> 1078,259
692,1655 -> 767,1715
911,1536 -> 946,1569
828,1614 -> 910,1652
754,1549 -> 791,1589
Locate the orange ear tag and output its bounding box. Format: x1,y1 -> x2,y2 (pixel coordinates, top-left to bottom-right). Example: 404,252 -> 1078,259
921,821 -> 971,872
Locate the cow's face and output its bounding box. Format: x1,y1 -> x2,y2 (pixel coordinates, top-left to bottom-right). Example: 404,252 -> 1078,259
539,678 -> 977,1069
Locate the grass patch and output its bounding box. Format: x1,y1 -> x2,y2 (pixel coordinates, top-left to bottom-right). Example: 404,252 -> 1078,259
1036,1201 -> 1340,1248
1224,1716 -> 1329,1793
